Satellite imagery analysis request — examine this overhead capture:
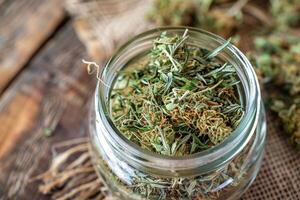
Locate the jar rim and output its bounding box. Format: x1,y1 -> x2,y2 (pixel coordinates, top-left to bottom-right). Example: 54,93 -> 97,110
95,26 -> 261,175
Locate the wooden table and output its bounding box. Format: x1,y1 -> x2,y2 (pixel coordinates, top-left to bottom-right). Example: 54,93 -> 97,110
0,1 -> 96,199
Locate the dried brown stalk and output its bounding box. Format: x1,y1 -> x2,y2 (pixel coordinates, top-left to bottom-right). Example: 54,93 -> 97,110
32,138 -> 110,200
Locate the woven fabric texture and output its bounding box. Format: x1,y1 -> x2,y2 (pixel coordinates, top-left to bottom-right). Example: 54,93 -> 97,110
242,114 -> 300,200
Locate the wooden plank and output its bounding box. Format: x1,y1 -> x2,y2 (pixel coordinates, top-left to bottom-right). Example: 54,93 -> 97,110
0,23 -> 96,200
0,0 -> 66,94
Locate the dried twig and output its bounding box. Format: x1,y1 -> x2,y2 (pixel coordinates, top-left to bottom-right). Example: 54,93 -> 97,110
32,139 -> 109,199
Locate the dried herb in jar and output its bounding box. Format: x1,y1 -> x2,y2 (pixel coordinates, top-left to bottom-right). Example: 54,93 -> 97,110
83,30 -> 259,200
110,30 -> 244,156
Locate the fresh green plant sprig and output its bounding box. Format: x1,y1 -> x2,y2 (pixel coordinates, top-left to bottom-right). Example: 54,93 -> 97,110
110,30 -> 244,156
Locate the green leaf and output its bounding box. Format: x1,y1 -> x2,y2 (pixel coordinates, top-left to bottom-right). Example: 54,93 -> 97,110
204,39 -> 231,59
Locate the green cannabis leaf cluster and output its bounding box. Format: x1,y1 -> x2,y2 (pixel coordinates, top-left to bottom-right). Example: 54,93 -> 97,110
110,30 -> 244,156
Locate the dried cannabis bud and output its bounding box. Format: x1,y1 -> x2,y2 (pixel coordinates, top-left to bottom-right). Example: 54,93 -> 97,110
146,0 -> 199,26
147,0 -> 244,37
271,99 -> 300,149
110,30 -> 244,156
251,33 -> 300,148
270,0 -> 300,30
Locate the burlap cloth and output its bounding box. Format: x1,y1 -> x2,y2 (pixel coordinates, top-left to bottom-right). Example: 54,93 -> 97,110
50,1 -> 299,199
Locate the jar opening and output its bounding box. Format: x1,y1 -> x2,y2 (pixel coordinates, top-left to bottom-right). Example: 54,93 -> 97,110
95,27 -> 261,175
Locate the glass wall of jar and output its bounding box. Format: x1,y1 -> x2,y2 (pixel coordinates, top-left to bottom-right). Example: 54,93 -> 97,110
89,27 -> 267,200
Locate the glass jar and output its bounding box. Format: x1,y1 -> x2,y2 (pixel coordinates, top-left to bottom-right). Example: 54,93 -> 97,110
89,27 -> 266,200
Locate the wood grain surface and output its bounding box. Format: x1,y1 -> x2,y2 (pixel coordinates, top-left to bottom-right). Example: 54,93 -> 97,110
0,0 -> 66,94
0,22 -> 96,200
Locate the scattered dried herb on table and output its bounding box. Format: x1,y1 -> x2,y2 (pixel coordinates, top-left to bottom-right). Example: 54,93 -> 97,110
110,30 -> 244,156
270,0 -> 300,30
251,33 -> 300,148
146,0 -> 247,37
